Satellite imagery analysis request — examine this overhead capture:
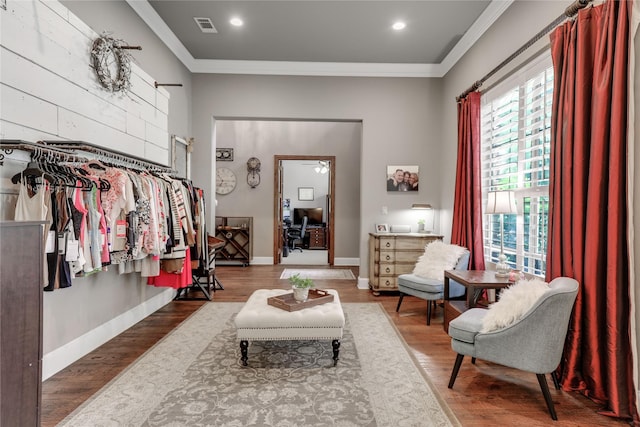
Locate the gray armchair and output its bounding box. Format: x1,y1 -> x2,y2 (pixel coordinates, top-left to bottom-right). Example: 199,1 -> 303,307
447,276 -> 579,420
396,249 -> 470,325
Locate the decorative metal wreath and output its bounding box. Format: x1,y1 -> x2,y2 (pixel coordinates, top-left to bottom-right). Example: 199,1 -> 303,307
90,33 -> 132,93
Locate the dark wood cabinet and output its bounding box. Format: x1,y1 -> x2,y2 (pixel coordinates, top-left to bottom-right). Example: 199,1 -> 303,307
0,221 -> 45,427
214,216 -> 252,266
306,226 -> 326,249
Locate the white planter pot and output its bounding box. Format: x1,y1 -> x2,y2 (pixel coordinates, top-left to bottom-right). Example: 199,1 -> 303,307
292,287 -> 309,302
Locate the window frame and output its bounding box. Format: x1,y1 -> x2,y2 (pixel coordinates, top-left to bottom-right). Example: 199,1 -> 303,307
480,52 -> 553,277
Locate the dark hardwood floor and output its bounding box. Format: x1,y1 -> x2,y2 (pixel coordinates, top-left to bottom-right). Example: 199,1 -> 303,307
42,265 -> 629,426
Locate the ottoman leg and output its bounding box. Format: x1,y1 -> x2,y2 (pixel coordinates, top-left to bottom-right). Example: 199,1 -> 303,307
240,340 -> 248,366
332,339 -> 341,366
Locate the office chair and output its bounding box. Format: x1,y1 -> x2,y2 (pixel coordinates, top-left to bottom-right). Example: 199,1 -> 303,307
287,216 -> 308,252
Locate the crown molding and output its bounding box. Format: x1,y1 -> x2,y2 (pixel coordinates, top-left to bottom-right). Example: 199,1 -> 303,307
127,0 -> 511,78
189,59 -> 441,77
438,0 -> 514,76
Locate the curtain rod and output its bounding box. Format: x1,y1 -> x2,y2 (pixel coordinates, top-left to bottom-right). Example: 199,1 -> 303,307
456,0 -> 592,102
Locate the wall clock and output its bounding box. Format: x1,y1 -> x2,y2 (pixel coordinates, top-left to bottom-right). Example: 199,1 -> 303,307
216,167 -> 237,194
247,157 -> 261,188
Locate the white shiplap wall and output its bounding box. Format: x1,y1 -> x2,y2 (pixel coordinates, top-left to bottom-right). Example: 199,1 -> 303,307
0,1 -> 175,380
0,0 -> 170,161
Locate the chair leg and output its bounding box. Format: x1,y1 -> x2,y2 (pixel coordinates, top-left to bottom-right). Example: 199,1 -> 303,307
551,371 -> 560,390
426,300 -> 432,325
471,357 -> 476,365
448,354 -> 465,389
536,373 -> 558,421
396,293 -> 404,312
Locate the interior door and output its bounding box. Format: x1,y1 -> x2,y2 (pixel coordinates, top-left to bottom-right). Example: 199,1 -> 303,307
273,155 -> 335,265
273,159 -> 285,264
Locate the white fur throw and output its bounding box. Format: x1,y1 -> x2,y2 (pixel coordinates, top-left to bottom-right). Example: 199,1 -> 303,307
481,278 -> 550,333
412,241 -> 467,281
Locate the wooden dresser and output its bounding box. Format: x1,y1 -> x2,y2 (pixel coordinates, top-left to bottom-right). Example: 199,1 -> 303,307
0,221 -> 45,426
368,233 -> 443,295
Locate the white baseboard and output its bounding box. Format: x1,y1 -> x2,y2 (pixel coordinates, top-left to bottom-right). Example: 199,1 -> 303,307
357,277 -> 370,290
42,288 -> 175,380
245,257 -> 360,266
334,257 -> 359,266
250,256 -> 273,265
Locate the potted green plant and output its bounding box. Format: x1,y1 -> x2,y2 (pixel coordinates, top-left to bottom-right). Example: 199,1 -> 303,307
289,273 -> 315,302
417,218 -> 426,233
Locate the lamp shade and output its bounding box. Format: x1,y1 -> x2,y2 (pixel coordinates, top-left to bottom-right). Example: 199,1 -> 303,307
486,191 -> 517,214
411,203 -> 432,210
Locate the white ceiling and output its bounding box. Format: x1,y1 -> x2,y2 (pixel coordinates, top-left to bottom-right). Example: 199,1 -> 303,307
127,0 -> 513,77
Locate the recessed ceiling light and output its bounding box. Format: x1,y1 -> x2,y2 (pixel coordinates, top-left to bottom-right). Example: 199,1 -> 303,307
392,21 -> 406,31
230,17 -> 244,27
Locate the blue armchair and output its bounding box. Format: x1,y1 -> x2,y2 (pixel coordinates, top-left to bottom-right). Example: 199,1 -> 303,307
447,276 -> 579,420
396,249 -> 470,325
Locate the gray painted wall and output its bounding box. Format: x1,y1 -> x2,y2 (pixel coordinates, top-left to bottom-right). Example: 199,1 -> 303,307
191,74 -> 444,275
214,120 -> 361,260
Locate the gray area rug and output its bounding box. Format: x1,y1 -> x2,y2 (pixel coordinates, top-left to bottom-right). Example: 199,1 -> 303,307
58,303 -> 459,426
280,268 -> 356,280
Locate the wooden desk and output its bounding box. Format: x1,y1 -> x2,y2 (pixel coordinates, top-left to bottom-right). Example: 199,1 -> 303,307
443,270 -> 512,332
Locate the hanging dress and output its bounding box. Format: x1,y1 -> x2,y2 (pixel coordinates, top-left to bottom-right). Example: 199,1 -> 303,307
14,175 -> 50,285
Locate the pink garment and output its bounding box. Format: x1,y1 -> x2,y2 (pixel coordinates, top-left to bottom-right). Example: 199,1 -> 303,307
73,185 -> 88,244
147,247 -> 192,289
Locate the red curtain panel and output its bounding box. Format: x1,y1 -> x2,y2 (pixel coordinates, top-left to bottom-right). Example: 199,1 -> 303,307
548,0 -> 637,422
451,92 -> 485,270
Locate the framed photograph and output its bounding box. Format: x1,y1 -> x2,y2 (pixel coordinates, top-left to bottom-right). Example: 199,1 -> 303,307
375,223 -> 389,233
386,165 -> 420,192
298,187 -> 314,201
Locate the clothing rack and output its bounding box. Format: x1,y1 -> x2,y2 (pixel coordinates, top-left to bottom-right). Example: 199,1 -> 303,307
0,139 -> 177,174
0,140 -> 89,166
456,0 -> 593,101
3,138 -> 219,299
41,140 -> 176,174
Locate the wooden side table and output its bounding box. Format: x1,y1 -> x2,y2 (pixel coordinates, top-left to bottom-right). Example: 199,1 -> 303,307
443,270 -> 512,332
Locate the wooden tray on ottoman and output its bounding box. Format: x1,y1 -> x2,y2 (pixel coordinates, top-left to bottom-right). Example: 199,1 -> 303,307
268,289 -> 334,312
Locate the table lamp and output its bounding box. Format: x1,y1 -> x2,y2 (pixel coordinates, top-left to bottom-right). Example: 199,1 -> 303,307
411,203 -> 433,233
486,191 -> 517,277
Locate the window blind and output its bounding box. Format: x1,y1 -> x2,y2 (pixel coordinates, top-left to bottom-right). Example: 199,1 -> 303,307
480,52 -> 553,276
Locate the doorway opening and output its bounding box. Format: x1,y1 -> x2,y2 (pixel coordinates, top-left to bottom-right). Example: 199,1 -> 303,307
273,155 -> 335,266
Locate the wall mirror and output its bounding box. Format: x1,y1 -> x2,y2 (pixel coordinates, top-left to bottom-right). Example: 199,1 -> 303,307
298,187 -> 314,201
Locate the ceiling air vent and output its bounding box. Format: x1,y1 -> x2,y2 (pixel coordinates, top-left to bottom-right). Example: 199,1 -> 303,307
193,17 -> 217,33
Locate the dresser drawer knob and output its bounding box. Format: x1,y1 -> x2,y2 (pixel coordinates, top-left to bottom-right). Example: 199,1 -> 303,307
385,255 -> 391,261
385,242 -> 391,247
385,280 -> 391,285
385,267 -> 391,273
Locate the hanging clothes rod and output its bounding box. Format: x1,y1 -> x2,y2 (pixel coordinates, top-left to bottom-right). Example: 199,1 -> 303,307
456,0 -> 592,102
0,139 -> 177,174
0,140 -> 89,165
41,140 -> 176,174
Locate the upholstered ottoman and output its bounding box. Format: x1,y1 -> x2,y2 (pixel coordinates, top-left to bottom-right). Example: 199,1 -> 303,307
234,289 -> 345,366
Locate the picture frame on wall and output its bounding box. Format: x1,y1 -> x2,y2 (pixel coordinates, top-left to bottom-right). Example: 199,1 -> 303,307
216,148 -> 234,161
386,165 -> 419,192
298,187 -> 314,201
375,223 -> 389,233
